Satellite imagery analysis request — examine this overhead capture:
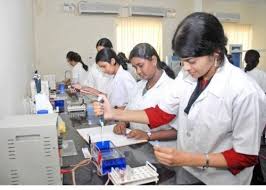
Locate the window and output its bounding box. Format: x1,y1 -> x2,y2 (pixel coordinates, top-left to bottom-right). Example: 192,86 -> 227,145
222,22 -> 253,52
116,17 -> 163,58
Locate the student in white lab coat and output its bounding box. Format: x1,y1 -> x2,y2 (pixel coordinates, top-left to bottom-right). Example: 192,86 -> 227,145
113,43 -> 177,147
85,38 -> 114,93
66,51 -> 88,86
93,13 -> 266,184
244,49 -> 266,92
85,48 -> 137,108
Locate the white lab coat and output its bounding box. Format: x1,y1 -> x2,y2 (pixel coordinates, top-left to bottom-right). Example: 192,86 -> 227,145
84,63 -> 112,93
106,65 -> 137,107
158,57 -> 266,184
126,71 -> 177,148
72,62 -> 88,86
246,68 -> 266,92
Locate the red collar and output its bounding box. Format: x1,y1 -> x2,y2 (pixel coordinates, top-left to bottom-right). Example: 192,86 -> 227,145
199,78 -> 210,90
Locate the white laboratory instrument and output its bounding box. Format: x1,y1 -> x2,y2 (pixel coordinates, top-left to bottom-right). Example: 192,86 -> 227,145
35,93 -> 54,114
0,114 -> 61,185
31,80 -> 50,100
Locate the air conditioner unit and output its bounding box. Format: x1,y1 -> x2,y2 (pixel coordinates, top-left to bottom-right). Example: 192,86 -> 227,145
130,6 -> 166,17
78,2 -> 120,15
213,12 -> 240,23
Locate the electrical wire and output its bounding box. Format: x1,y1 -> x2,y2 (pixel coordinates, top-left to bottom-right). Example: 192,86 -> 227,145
70,157 -> 104,185
71,158 -> 91,185
62,145 -> 108,185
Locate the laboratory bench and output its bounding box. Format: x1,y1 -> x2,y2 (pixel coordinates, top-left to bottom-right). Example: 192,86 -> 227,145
59,94 -> 266,185
59,111 -> 204,185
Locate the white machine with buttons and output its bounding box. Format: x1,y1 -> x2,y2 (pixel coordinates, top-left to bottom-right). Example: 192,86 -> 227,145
0,114 -> 61,185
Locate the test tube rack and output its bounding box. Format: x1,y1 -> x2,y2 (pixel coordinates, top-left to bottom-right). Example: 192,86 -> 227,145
108,161 -> 159,185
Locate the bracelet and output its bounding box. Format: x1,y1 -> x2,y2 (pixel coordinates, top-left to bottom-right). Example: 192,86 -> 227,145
203,153 -> 209,169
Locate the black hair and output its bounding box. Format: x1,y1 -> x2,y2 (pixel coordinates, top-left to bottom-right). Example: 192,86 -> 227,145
172,12 -> 228,64
95,48 -> 128,70
117,52 -> 129,70
244,49 -> 260,72
96,38 -> 113,49
159,61 -> 176,79
129,43 -> 175,79
66,51 -> 88,71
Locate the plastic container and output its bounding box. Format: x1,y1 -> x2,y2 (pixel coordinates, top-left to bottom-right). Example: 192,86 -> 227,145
54,99 -> 65,113
58,83 -> 65,94
87,104 -> 99,125
96,141 -> 110,151
55,83 -> 67,113
91,140 -> 126,175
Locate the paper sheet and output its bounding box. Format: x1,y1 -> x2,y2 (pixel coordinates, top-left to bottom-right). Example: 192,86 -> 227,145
77,124 -> 147,147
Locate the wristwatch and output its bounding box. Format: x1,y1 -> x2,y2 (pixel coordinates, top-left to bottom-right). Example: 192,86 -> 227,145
147,131 -> 152,141
203,153 -> 209,170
